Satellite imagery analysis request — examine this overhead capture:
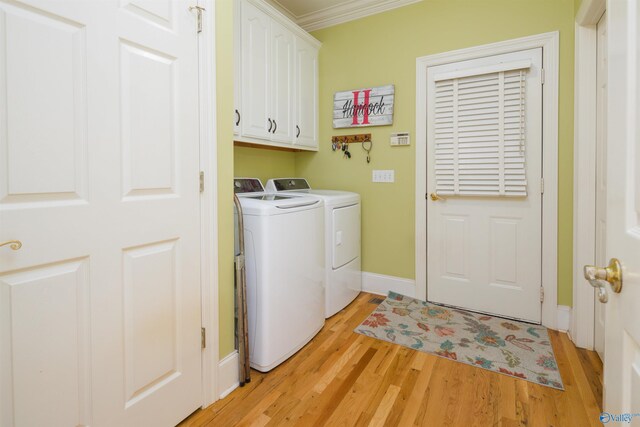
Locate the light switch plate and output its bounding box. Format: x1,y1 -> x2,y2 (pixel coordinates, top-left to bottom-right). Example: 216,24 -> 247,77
372,170 -> 395,183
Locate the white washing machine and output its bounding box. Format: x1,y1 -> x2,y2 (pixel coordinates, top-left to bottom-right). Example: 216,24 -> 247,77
266,178 -> 361,318
234,178 -> 325,372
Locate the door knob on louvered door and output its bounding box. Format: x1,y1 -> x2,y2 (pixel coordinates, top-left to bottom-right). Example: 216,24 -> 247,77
430,193 -> 445,201
583,258 -> 623,303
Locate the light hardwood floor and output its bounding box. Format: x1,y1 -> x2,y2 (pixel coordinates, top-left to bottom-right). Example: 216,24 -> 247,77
181,293 -> 603,426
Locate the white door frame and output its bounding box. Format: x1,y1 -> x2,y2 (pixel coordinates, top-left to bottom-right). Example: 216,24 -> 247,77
570,0 -> 606,350
415,32 -> 560,329
198,0 -> 220,408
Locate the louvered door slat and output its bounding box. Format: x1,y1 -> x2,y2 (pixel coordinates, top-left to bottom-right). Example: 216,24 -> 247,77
433,63 -> 528,197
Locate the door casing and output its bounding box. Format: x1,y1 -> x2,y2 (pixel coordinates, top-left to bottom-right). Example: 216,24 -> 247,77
198,0 -> 221,408
571,0 -> 606,351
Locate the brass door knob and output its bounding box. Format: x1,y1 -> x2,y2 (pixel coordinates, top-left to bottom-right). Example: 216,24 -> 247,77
0,240 -> 22,251
584,258 -> 623,303
430,193 -> 445,201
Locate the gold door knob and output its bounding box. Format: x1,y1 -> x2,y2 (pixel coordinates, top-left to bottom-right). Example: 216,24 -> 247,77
430,193 -> 445,201
583,258 -> 622,303
0,240 -> 22,251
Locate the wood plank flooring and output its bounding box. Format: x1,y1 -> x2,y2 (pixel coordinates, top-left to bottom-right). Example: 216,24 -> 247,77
181,293 -> 603,427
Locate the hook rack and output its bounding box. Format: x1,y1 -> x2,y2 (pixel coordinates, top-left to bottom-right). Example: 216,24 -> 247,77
331,134 -> 371,144
331,134 -> 372,163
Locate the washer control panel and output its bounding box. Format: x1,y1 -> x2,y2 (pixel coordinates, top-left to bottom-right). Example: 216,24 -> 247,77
270,178 -> 311,191
234,178 -> 265,193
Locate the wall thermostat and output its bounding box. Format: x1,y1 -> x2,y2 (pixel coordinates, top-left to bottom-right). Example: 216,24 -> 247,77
390,132 -> 410,146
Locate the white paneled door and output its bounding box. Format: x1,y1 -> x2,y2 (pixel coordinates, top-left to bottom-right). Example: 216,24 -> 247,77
426,48 -> 543,323
598,0 -> 640,416
0,1 -> 203,426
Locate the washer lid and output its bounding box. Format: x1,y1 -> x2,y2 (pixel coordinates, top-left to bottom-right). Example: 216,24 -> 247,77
237,193 -> 323,215
266,178 -> 360,205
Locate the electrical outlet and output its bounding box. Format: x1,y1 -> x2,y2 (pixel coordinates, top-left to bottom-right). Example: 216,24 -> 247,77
372,170 -> 395,183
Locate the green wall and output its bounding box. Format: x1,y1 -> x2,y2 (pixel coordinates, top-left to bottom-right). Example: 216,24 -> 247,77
216,0 -> 236,358
297,0 -> 576,307
225,0 -> 578,358
234,146 -> 296,184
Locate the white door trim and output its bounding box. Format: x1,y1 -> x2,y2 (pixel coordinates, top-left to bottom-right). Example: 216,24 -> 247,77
571,0 -> 606,350
198,0 -> 220,408
415,32 -> 559,329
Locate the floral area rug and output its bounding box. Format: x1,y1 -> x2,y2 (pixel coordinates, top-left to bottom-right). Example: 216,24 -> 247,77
354,292 -> 564,390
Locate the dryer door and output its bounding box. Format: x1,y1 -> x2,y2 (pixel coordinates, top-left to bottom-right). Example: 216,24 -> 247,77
332,204 -> 360,269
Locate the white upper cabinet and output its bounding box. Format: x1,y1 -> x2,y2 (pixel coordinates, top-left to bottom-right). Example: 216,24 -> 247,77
240,0 -> 271,140
270,20 -> 295,143
294,37 -> 319,148
235,0 -> 320,151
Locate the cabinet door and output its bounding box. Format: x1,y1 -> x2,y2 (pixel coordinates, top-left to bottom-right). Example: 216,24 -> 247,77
270,21 -> 294,143
294,38 -> 318,149
241,1 -> 271,139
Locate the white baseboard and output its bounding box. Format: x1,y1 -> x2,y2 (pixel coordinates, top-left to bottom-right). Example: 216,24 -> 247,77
362,272 -> 416,298
218,350 -> 239,399
556,305 -> 572,332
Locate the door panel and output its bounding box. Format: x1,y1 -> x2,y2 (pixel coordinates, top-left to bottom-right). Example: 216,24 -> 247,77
0,2 -> 88,204
122,0 -> 173,28
120,41 -> 177,198
0,259 -> 91,427
442,215 -> 468,279
123,240 -> 180,406
0,1 -> 202,426
490,218 -> 519,285
426,48 -> 543,323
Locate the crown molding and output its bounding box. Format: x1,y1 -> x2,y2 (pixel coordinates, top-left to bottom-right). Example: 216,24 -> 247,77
264,0 -> 297,22
266,0 -> 422,32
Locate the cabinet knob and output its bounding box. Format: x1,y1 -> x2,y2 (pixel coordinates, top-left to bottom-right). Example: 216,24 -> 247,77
272,120 -> 277,133
296,125 -> 300,138
235,109 -> 240,126
267,118 -> 272,132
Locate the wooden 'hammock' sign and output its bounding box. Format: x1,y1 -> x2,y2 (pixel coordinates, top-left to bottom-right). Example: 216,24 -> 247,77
333,84 -> 394,128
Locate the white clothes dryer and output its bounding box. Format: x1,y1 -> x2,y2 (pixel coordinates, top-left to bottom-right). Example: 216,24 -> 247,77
265,178 -> 361,318
234,178 -> 325,372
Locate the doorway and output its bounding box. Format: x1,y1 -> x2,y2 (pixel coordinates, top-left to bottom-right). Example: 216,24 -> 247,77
425,49 -> 543,323
415,32 -> 560,329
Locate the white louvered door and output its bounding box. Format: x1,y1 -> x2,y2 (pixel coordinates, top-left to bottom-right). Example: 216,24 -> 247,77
426,48 -> 543,323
